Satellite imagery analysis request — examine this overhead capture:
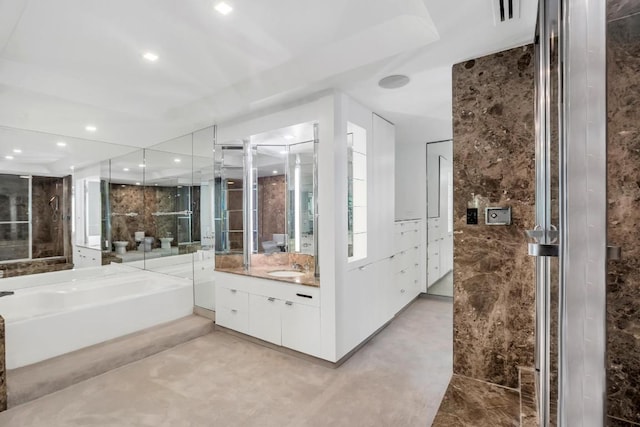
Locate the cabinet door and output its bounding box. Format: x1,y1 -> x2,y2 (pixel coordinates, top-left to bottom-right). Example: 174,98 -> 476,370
281,302 -> 321,357
427,241 -> 441,286
216,306 -> 249,334
248,294 -> 282,345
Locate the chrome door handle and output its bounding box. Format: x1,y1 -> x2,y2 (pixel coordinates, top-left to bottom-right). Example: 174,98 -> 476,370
528,243 -> 559,257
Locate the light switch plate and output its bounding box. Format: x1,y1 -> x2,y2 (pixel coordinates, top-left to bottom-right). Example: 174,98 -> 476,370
485,207 -> 512,225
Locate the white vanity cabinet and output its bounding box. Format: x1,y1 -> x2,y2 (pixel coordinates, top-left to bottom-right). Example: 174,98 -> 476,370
74,245 -> 102,268
427,216 -> 453,286
281,302 -> 320,356
215,272 -> 321,358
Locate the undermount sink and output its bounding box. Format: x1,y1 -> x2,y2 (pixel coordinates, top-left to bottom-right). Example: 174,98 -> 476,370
268,270 -> 305,278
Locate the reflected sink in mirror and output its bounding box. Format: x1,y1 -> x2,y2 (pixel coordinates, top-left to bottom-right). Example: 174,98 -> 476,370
268,270 -> 305,278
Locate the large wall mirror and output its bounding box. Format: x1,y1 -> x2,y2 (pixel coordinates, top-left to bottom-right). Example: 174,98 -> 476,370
0,125 -> 215,311
214,121 -> 317,273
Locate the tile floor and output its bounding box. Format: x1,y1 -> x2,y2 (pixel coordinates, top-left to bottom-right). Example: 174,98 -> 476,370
0,296 -> 452,427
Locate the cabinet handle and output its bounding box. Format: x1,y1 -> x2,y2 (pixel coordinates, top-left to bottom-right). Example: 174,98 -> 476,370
415,263 -> 419,267
230,289 -> 237,293
285,301 -> 293,306
231,309 -> 237,313
414,246 -> 419,249
390,255 -> 395,259
268,297 -> 276,302
401,270 -> 406,274
296,293 -> 312,299
400,289 -> 406,293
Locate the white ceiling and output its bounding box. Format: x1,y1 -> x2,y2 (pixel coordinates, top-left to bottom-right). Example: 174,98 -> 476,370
0,0 -> 537,164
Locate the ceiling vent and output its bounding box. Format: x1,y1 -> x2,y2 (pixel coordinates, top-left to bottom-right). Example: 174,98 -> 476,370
492,0 -> 521,24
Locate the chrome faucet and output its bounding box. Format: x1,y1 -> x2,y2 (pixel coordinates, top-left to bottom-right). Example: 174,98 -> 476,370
291,263 -> 303,271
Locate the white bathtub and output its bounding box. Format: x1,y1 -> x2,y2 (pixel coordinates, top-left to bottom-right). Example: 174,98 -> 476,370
128,252 -> 216,311
0,268 -> 194,369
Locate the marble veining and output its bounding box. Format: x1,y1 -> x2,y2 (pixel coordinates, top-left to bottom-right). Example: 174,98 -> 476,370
452,44 -> 536,389
607,10 -> 640,425
432,374 -> 520,426
519,368 -> 538,426
608,0 -> 640,21
216,253 -> 318,287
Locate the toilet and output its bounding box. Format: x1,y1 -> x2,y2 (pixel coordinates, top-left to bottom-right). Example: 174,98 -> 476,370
113,241 -> 128,255
159,237 -> 174,250
143,236 -> 155,252
135,231 -> 145,251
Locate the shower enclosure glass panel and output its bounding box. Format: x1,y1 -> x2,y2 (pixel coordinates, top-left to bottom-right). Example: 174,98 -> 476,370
287,141 -> 315,255
214,145 -> 244,254
0,174 -> 30,261
253,145 -> 287,254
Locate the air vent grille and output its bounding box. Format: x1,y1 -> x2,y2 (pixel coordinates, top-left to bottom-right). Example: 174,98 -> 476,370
492,0 -> 520,24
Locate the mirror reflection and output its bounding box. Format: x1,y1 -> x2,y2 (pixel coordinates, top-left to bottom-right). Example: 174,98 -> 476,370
214,122 -> 317,268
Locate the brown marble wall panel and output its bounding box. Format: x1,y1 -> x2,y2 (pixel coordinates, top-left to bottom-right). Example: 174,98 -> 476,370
0,315 -> 5,412
452,45 -> 536,389
110,184 -> 201,250
109,184 -> 145,250
31,176 -> 65,258
0,258 -> 72,278
607,9 -> 640,425
432,374 -> 520,427
258,175 -> 286,251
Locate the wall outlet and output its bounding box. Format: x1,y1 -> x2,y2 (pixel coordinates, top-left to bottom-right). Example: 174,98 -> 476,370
466,208 -> 478,224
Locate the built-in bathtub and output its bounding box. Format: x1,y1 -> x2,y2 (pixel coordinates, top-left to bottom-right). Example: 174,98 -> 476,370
0,265 -> 193,369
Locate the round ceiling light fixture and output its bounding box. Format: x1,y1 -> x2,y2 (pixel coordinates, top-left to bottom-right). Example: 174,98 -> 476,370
378,74 -> 410,89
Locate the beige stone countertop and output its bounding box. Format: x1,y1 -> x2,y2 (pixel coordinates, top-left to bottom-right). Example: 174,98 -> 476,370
215,266 -> 319,288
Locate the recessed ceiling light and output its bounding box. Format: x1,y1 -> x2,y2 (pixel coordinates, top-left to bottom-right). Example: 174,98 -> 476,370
272,170 -> 278,174
5,155 -> 14,160
138,163 -> 146,168
378,74 -> 411,89
13,149 -> 22,153
85,125 -> 97,132
214,2 -> 233,15
228,181 -> 235,185
57,141 -> 67,147
70,166 -> 75,170
136,182 -> 141,186
143,52 -> 159,62
121,185 -> 126,188
174,158 -> 181,163
123,168 -> 130,172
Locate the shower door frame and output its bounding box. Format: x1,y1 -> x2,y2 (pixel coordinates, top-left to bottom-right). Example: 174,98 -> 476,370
558,0 -> 608,424
534,0 -> 608,425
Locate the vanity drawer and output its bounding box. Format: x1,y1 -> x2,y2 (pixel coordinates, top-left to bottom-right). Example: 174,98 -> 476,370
216,286 -> 249,312
255,284 -> 320,307
216,306 -> 249,334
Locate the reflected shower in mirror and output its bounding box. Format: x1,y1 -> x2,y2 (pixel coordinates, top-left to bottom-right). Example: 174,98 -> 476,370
214,121 -> 317,273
